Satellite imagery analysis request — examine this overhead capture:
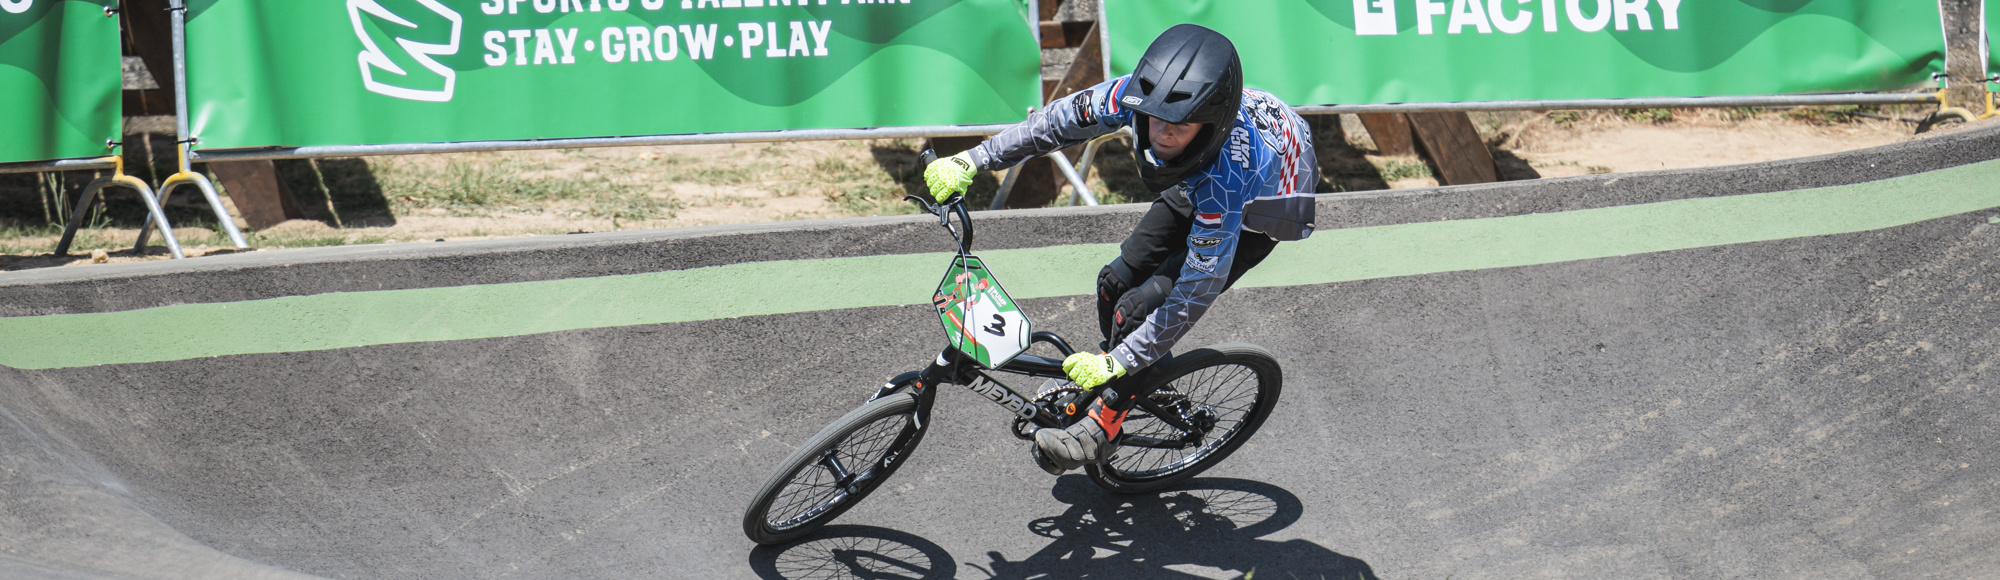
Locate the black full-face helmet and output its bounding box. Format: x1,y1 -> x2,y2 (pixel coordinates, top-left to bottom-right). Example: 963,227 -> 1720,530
1120,23 -> 1243,193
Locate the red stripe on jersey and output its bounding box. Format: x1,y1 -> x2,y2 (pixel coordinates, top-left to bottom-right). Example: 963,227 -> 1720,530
1278,117 -> 1301,195
1107,78 -> 1127,114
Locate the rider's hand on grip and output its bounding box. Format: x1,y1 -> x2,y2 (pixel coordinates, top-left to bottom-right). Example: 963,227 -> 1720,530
1061,352 -> 1126,390
924,151 -> 977,203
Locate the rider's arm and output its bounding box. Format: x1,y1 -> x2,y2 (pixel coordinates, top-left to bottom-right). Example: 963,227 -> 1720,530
1108,168 -> 1271,372
966,76 -> 1135,171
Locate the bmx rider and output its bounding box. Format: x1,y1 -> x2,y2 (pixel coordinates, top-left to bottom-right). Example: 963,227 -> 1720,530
922,24 -> 1318,474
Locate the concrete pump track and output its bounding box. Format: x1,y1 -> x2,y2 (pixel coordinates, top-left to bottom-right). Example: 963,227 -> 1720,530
5,126 -> 2000,579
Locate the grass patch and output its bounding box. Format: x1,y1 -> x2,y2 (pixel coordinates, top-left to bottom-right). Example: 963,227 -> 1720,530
247,234 -> 390,247
1620,108 -> 1675,124
372,155 -> 681,220
0,223 -> 66,254
1782,105 -> 1861,124
809,154 -> 922,216
651,154 -> 762,184
1376,158 -> 1434,181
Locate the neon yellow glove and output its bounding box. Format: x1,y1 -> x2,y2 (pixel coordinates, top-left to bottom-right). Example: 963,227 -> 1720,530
924,151 -> 977,203
1062,352 -> 1126,390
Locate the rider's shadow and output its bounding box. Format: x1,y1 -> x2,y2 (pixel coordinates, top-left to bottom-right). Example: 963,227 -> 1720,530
972,476 -> 1378,580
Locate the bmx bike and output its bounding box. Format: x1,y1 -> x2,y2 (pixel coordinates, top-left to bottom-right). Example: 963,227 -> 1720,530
742,152 -> 1283,545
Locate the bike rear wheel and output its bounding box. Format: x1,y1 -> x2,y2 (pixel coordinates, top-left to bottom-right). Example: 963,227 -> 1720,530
1087,343 -> 1281,494
743,393 -> 926,545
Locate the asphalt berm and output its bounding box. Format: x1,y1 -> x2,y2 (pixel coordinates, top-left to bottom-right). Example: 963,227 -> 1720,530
2,126 -> 1998,579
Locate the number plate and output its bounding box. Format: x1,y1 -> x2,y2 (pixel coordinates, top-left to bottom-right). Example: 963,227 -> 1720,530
932,255 -> 1032,368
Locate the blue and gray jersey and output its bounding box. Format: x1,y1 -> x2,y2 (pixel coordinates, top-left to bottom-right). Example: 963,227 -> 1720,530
967,75 -> 1318,371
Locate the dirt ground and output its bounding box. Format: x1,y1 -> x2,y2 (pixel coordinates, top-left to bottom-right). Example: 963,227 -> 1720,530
3,107 -> 1994,272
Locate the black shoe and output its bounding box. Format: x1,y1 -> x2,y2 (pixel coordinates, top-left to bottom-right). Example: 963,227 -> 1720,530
1034,419 -> 1112,472
1031,443 -> 1063,475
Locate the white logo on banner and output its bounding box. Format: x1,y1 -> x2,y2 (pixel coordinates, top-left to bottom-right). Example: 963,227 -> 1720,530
349,0 -> 462,102
1,0 -> 33,15
1356,0 -> 1682,36
1352,0 -> 1397,36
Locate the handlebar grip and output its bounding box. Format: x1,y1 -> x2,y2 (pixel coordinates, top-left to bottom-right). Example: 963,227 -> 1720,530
919,149 -> 938,167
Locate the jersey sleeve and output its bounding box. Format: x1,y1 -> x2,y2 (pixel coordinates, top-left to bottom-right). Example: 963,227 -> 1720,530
967,76 -> 1135,171
1109,153 -> 1270,371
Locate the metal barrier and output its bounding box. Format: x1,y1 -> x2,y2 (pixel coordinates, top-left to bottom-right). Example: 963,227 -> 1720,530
0,0 -> 1959,260
183,124 -> 1019,163
53,155 -> 184,258
0,157 -> 116,175
991,91 -> 1945,210
181,91 -> 1959,219
132,143 -> 247,253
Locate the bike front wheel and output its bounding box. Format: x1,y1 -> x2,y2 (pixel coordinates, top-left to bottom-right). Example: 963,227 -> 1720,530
743,392 -> 926,545
1087,343 -> 1282,494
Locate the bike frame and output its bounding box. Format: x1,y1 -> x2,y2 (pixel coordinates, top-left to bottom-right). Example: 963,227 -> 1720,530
870,343 -> 1208,451
883,158 -> 1210,450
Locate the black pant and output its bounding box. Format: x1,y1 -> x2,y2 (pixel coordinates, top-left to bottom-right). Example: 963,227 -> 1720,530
1098,200 -> 1279,348
1094,201 -> 1278,411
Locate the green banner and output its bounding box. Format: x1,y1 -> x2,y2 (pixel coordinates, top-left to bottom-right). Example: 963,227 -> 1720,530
183,0 -> 1040,150
0,0 -> 119,164
1106,0 -> 1946,105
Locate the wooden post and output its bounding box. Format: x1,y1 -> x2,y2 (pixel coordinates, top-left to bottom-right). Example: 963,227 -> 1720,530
209,161 -> 303,230
119,0 -> 175,187
1000,8 -> 1102,210
1356,113 -> 1416,156
1039,21 -> 1095,48
1940,0 -> 1991,114
1045,22 -> 1104,104
119,0 -> 175,117
1406,112 -> 1498,186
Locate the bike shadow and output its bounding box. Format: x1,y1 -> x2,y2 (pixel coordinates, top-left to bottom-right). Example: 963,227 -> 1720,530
744,478 -> 1374,580
748,525 -> 957,580
971,476 -> 1378,580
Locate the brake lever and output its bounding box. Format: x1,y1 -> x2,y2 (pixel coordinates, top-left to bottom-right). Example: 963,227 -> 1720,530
902,193 -> 940,215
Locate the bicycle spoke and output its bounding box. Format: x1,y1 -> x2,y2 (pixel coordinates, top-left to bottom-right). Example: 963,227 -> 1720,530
1106,361 -> 1263,479
765,413 -> 912,530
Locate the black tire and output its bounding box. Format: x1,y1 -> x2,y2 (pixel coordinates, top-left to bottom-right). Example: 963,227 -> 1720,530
1087,343 -> 1281,494
743,393 -> 926,545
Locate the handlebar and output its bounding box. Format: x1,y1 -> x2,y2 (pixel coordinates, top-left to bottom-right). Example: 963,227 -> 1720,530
904,149 -> 976,255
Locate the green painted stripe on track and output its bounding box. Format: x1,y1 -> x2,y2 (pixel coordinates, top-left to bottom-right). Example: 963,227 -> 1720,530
6,158 -> 2000,370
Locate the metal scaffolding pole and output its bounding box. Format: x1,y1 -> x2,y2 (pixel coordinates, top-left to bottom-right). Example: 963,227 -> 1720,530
0,158 -> 117,176
188,124 -> 1019,163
